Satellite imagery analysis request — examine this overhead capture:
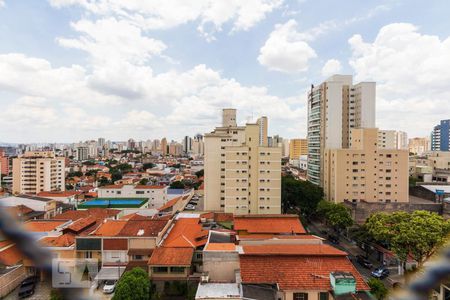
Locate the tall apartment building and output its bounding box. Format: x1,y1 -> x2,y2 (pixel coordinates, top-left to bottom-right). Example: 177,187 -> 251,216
183,136 -> 193,154
307,75 -> 375,186
324,128 -> 409,203
192,134 -> 205,156
409,137 -> 430,155
377,130 -> 408,150
204,109 -> 281,214
75,145 -> 89,161
12,151 -> 65,195
169,142 -> 183,156
289,139 -> 308,160
432,120 -> 450,151
160,138 -> 168,156
0,149 -> 9,175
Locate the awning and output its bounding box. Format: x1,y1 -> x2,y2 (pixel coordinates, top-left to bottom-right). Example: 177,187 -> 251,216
94,266 -> 126,281
128,248 -> 153,256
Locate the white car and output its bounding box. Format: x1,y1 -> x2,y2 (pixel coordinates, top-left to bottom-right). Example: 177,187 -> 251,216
185,204 -> 196,210
103,280 -> 117,294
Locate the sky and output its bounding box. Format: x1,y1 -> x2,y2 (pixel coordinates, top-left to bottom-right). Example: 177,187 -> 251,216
0,0 -> 450,143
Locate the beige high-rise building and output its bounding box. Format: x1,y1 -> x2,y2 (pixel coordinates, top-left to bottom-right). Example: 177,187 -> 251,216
160,138 -> 168,156
409,137 -> 430,155
204,109 -> 281,214
289,139 -> 308,159
12,151 -> 65,195
324,128 -> 409,203
168,142 -> 183,156
307,75 -> 376,186
378,130 -> 408,150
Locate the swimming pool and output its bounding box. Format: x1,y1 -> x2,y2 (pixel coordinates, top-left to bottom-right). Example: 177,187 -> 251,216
78,198 -> 147,209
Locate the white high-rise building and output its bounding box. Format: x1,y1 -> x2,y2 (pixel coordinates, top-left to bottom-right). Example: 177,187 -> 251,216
378,130 -> 408,150
307,75 -> 376,186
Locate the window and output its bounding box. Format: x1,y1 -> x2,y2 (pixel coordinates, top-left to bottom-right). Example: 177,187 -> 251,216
319,292 -> 329,300
294,293 -> 308,300
170,267 -> 185,273
136,191 -> 144,194
153,267 -> 168,273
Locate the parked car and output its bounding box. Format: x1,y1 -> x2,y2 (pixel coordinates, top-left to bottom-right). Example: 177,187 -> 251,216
371,267 -> 390,279
356,255 -> 373,269
185,204 -> 196,210
328,235 -> 339,245
103,280 -> 117,294
18,276 -> 38,298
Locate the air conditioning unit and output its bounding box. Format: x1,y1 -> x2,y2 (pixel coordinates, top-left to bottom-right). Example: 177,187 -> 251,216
200,273 -> 209,283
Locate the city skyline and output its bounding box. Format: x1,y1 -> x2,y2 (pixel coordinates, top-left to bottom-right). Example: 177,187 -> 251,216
1,0 -> 450,142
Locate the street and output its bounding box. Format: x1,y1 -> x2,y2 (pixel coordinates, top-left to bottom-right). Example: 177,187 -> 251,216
307,221 -> 397,288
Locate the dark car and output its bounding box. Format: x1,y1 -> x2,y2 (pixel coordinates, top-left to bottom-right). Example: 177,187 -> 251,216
371,266 -> 390,279
18,276 -> 38,298
356,255 -> 373,269
328,235 -> 339,245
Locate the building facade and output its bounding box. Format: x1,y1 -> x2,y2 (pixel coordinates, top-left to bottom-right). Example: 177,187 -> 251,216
432,120 -> 450,151
378,130 -> 408,150
409,137 -> 430,155
324,128 -> 409,203
12,151 -> 65,195
204,109 -> 281,214
307,75 -> 376,186
289,139 -> 308,160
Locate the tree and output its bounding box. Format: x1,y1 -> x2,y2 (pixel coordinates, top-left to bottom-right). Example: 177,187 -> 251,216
113,267 -> 151,300
316,200 -> 353,232
367,278 -> 388,300
409,176 -> 419,187
281,175 -> 324,216
365,210 -> 450,270
143,163 -> 156,171
68,171 -> 83,178
98,176 -> 110,187
170,181 -> 185,189
195,169 -> 204,178
139,178 -> 149,185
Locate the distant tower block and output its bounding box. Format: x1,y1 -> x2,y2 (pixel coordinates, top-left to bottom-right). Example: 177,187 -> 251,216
222,108 -> 237,127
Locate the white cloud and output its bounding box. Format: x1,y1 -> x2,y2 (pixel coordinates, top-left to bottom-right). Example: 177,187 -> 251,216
258,19 -> 317,73
49,0 -> 283,40
58,18 -> 167,65
321,59 -> 342,77
349,23 -> 450,136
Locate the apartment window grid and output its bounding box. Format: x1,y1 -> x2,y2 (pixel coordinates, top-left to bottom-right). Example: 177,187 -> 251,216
293,293 -> 308,300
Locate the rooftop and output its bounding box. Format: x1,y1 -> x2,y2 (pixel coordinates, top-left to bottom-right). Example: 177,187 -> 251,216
23,220 -> 68,232
240,244 -> 347,256
195,283 -> 241,299
234,214 -> 306,234
162,217 -> 208,248
148,247 -> 194,266
240,255 -> 369,291
204,243 -> 236,251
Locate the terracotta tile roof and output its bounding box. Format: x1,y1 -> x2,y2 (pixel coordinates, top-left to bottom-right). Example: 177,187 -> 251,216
240,255 -> 369,291
103,238 -> 128,250
148,247 -> 193,266
157,196 -> 182,211
53,208 -> 120,221
37,191 -> 81,197
128,248 -> 153,256
39,233 -> 75,248
0,240 -> 13,249
237,234 -> 322,241
234,214 -> 306,234
0,244 -> 24,266
118,220 -> 168,237
241,244 -> 347,256
24,220 -> 67,232
120,213 -> 152,221
91,220 -> 127,236
99,184 -> 124,189
215,213 -> 234,222
92,219 -> 168,237
163,218 -> 208,248
65,216 -> 97,233
134,185 -> 166,189
205,243 -> 236,251
6,205 -> 34,217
